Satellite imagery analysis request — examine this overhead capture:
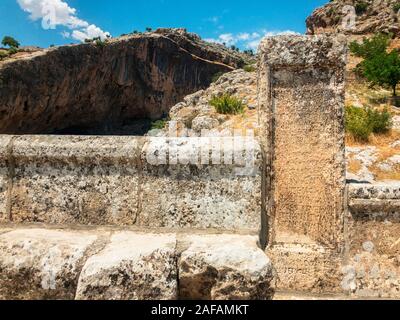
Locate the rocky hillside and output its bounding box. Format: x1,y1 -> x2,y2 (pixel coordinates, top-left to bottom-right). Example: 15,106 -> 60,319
0,29 -> 246,135
306,0 -> 400,36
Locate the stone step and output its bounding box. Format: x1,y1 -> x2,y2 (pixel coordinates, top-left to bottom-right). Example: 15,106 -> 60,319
0,225 -> 275,300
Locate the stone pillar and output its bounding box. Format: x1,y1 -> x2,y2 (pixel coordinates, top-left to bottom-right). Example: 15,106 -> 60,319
258,35 -> 347,293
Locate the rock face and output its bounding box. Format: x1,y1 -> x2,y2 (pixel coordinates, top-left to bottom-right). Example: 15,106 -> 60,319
346,184 -> 400,298
306,0 -> 400,37
0,29 -> 243,135
155,28 -> 248,69
178,234 -> 275,300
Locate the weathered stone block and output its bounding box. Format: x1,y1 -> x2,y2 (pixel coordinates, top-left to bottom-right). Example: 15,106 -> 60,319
10,136 -> 143,225
138,137 -> 262,231
342,249 -> 400,299
267,243 -> 342,294
178,234 -> 275,300
258,35 -> 347,294
259,35 -> 347,248
349,184 -> 400,215
76,232 -> 177,300
0,228 -> 98,300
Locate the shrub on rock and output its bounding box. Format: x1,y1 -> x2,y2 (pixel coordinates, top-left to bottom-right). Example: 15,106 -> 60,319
210,94 -> 245,115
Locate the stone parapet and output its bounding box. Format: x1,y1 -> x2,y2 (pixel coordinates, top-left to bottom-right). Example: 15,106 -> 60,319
348,183 -> 400,216
0,135 -> 262,232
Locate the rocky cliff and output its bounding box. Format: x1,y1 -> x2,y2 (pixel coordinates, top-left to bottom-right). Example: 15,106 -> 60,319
0,29 -> 243,135
306,0 -> 400,36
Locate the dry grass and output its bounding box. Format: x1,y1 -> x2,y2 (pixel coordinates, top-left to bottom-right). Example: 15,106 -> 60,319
375,146 -> 399,162
346,129 -> 400,147
369,130 -> 400,147
347,159 -> 362,174
220,109 -> 259,135
370,165 -> 400,181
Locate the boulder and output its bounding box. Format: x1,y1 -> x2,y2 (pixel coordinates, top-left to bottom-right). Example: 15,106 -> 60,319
191,115 -> 219,132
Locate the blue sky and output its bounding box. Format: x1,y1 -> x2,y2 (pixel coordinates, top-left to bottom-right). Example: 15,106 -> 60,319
0,0 -> 328,50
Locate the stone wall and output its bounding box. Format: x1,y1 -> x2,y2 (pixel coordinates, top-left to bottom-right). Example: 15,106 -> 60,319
0,135 -> 261,233
345,184 -> 400,298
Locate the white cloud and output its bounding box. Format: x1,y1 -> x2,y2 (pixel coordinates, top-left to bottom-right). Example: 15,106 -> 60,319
17,0 -> 110,42
205,29 -> 298,52
71,24 -> 110,42
237,33 -> 250,41
237,32 -> 260,41
207,16 -> 219,24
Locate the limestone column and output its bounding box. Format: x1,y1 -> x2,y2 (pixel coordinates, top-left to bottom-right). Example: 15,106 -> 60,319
258,35 -> 347,293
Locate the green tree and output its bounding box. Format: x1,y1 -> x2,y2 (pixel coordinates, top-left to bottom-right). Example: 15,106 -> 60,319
1,36 -> 20,48
349,33 -> 390,60
350,34 -> 400,96
363,50 -> 400,96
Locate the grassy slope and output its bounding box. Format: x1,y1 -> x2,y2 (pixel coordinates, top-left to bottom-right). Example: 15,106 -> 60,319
345,45 -> 400,181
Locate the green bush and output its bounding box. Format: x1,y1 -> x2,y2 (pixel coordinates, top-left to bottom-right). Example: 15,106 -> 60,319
151,118 -> 169,130
8,47 -> 18,55
349,34 -> 390,60
394,2 -> 400,12
345,106 -> 392,141
0,51 -> 9,60
95,39 -> 106,47
243,64 -> 256,72
355,1 -> 369,15
367,108 -> 392,134
210,94 -> 245,115
237,58 -> 245,69
243,49 -> 254,56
